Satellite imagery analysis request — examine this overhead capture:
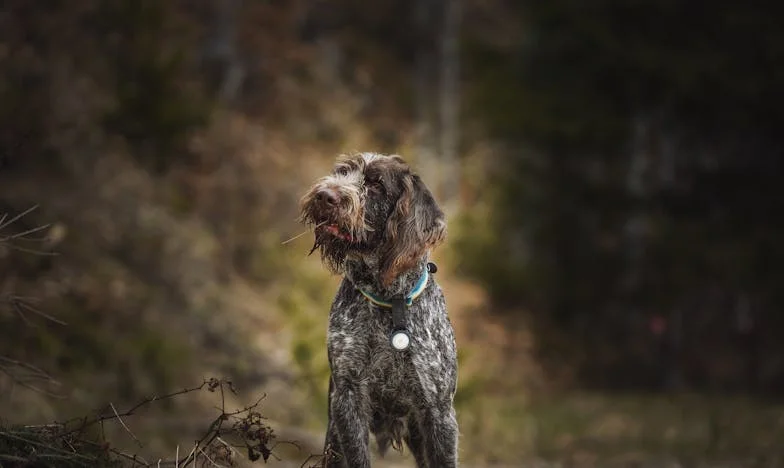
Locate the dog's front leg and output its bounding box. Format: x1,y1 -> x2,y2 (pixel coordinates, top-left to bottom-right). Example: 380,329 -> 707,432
329,376 -> 371,468
323,378 -> 344,468
420,404 -> 459,468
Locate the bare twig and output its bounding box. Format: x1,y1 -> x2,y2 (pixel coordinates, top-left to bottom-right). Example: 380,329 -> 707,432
196,446 -> 223,468
110,402 -> 143,448
0,242 -> 59,256
215,437 -> 238,457
281,221 -> 326,245
281,230 -> 311,245
94,442 -> 149,467
59,380 -> 213,438
0,430 -> 96,463
182,442 -> 199,468
0,205 -> 58,256
0,205 -> 39,232
0,355 -> 63,397
0,206 -> 65,401
0,223 -> 52,242
7,294 -> 68,326
2,378 -> 305,467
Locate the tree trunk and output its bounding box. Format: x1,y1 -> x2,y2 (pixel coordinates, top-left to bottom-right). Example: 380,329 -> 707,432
439,0 -> 461,206
414,0 -> 439,187
202,0 -> 245,102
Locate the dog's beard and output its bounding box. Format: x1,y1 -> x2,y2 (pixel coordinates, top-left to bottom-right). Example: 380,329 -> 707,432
300,195 -> 388,274
308,226 -> 356,273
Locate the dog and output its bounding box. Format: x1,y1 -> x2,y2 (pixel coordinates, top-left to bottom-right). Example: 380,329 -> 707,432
299,152 -> 459,467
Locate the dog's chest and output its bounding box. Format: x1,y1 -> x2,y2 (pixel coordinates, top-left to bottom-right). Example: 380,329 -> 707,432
329,300 -> 423,391
328,280 -> 457,409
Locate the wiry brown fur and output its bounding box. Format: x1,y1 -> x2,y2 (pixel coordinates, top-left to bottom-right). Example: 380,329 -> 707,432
299,152 -> 446,287
299,152 -> 459,468
380,171 -> 447,286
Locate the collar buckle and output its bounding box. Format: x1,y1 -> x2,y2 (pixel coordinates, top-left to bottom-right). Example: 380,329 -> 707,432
355,263 -> 438,351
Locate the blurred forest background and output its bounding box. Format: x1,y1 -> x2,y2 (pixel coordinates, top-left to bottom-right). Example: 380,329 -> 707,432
1,0 -> 783,466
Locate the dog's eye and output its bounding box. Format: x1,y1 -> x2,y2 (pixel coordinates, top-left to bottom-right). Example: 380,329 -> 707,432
335,166 -> 349,176
365,177 -> 384,191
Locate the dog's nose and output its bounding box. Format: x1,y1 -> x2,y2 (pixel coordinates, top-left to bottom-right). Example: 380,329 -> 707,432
315,188 -> 340,207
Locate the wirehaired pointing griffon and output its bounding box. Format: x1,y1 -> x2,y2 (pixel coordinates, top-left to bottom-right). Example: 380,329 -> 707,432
299,153 -> 459,467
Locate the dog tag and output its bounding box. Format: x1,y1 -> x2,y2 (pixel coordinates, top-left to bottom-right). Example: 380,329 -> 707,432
390,329 -> 411,350
389,297 -> 411,351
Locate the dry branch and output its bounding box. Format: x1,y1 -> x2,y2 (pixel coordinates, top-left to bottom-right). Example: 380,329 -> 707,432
1,377 -> 311,467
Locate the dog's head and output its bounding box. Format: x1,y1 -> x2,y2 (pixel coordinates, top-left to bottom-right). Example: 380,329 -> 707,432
299,152 -> 446,285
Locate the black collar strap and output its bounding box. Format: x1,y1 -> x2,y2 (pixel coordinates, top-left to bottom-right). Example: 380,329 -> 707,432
356,262 -> 438,351
389,297 -> 410,350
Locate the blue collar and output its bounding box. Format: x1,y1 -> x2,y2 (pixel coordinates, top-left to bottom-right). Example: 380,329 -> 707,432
357,266 -> 429,308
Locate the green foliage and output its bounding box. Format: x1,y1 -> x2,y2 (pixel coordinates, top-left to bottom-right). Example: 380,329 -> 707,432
452,347 -> 485,410
456,392 -> 784,464
0,0 -> 212,172
451,205 -> 533,306
15,293 -> 191,401
98,0 -> 212,172
461,1 -> 784,389
0,70 -> 49,165
278,267 -> 335,423
525,393 -> 784,462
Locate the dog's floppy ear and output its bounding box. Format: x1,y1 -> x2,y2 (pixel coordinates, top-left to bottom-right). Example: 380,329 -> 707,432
380,172 -> 447,286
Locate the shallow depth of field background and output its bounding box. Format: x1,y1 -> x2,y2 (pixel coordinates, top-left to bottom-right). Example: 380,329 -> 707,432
1,1 -> 783,466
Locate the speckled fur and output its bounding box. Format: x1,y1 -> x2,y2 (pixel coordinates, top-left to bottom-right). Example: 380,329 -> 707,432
300,153 -> 458,467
